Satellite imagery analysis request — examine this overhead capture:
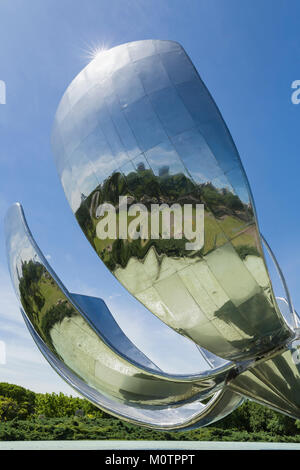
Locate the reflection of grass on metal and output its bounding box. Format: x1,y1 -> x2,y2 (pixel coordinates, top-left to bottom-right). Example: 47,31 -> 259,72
93,210 -> 256,271
18,261 -> 76,352
203,212 -> 225,253
41,301 -> 76,351
93,210 -> 194,267
217,215 -> 250,240
204,212 -> 253,254
232,232 -> 257,250
75,170 -> 254,270
75,166 -> 255,274
39,279 -> 64,319
234,245 -> 260,260
234,232 -> 254,245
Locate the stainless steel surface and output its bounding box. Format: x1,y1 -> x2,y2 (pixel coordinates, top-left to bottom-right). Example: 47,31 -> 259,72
5,39 -> 300,428
4,202 -> 242,429
23,305 -> 243,430
261,234 -> 297,329
52,40 -> 293,363
227,339 -> 300,419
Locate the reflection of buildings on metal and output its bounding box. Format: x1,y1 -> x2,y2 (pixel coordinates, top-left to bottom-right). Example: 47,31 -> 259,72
5,40 -> 300,428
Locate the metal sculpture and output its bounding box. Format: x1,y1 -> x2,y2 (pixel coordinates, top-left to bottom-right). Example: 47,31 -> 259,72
5,40 -> 300,429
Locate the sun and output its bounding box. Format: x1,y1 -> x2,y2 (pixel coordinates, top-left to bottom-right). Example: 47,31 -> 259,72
81,41 -> 108,63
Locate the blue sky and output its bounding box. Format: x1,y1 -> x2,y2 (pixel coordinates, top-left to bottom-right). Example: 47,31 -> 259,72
0,0 -> 300,394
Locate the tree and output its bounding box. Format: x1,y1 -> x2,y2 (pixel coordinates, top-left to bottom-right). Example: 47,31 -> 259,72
0,383 -> 36,417
0,396 -> 19,421
34,392 -> 107,418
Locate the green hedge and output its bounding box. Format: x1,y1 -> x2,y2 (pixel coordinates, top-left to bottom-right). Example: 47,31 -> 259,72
0,383 -> 299,441
1,417 -> 300,442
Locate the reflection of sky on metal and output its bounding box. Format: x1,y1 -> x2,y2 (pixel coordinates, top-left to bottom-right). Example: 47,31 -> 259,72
51,39 -> 294,366
0,1 -> 299,401
4,35 -> 300,424
23,307 -> 243,429
6,201 -> 226,376
107,292 -> 217,375
261,237 -> 296,329
5,203 -> 242,429
48,39 -> 300,422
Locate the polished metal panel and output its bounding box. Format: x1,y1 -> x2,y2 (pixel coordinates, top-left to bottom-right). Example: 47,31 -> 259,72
226,242 -> 300,419
6,39 -> 300,428
227,338 -> 300,419
52,40 -> 293,362
21,305 -> 244,429
4,202 -> 243,428
261,234 -> 297,329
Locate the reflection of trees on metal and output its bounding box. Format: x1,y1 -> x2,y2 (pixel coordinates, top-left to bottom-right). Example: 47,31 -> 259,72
5,40 -> 300,429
